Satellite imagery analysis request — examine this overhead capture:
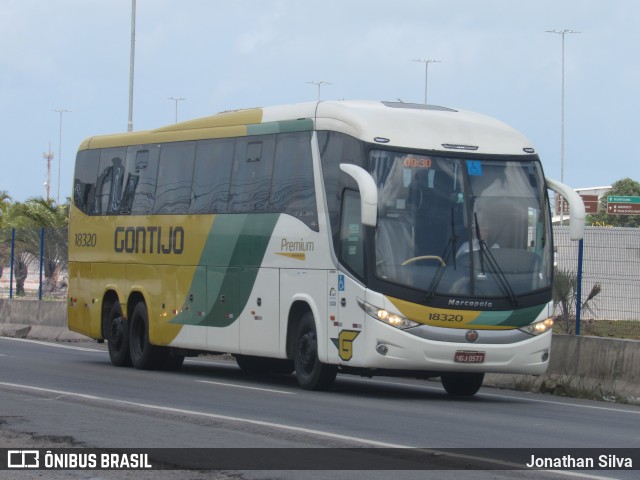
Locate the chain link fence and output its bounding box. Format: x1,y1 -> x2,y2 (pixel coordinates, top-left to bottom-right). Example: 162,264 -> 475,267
1,227 -> 68,300
554,226 -> 640,338
2,226 -> 639,338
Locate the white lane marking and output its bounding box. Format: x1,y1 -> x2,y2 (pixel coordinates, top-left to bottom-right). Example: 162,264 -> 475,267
196,379 -> 296,395
0,336 -> 105,352
478,390 -> 640,414
345,377 -> 640,416
3,337 -> 638,417
0,381 -> 407,448
0,381 -> 620,479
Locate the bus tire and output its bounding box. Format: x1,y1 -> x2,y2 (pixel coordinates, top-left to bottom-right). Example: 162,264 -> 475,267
129,302 -> 162,370
160,349 -> 185,370
106,302 -> 131,367
440,372 -> 484,396
235,355 -> 295,375
235,354 -> 271,374
269,358 -> 295,375
294,312 -> 337,390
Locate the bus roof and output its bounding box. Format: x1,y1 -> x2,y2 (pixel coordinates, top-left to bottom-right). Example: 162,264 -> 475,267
79,100 -> 535,156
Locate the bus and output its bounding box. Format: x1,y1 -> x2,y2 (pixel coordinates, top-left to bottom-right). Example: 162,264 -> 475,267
68,100 -> 585,396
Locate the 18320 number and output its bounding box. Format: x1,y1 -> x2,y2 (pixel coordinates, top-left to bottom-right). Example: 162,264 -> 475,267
428,312 -> 464,322
75,233 -> 97,247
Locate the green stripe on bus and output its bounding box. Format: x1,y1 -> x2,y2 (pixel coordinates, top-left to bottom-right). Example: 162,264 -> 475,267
171,213 -> 280,328
467,304 -> 546,328
247,119 -> 314,136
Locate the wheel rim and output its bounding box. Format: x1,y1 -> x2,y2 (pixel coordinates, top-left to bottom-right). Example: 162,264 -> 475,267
298,329 -> 317,375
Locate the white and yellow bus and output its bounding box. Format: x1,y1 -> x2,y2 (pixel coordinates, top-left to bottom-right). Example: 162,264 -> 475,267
68,100 -> 585,396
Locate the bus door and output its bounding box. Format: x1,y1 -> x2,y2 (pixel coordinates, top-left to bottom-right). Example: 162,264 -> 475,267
327,272 -> 366,366
327,189 -> 367,365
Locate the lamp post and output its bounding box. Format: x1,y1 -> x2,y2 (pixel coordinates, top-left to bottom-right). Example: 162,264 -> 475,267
53,108 -> 71,204
546,29 -> 580,185
307,81 -> 332,101
546,29 -> 580,225
412,59 -> 441,104
128,0 -> 136,132
168,97 -> 186,123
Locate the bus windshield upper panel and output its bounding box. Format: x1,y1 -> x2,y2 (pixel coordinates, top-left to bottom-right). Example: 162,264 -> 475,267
371,150 -> 552,301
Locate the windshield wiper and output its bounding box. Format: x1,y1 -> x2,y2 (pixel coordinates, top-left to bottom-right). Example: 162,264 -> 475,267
473,213 -> 519,307
425,208 -> 458,299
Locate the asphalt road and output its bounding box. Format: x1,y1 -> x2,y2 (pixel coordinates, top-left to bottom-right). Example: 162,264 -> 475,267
1,336 -> 639,480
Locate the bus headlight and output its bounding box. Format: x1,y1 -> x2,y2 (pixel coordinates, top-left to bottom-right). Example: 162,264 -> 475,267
519,317 -> 554,336
359,300 -> 419,330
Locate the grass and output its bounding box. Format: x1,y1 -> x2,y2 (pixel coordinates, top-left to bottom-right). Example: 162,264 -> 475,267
553,319 -> 640,340
511,373 -> 640,405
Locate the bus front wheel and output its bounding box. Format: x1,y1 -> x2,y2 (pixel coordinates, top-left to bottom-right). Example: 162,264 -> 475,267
440,372 -> 484,396
106,302 -> 131,367
294,312 -> 337,390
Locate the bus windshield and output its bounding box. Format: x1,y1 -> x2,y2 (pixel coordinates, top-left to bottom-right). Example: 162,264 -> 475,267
371,150 -> 552,301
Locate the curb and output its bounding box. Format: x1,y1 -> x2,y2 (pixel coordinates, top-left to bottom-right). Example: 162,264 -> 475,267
0,323 -> 90,342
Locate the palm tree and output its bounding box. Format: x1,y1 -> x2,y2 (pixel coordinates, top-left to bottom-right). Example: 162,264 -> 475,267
553,269 -> 602,334
4,197 -> 69,295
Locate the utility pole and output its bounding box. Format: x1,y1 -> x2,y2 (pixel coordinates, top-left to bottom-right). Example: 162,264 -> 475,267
307,81 -> 332,101
546,29 -> 580,185
546,29 -> 580,224
128,0 -> 136,132
412,59 -> 441,104
168,97 -> 186,123
43,144 -> 54,201
53,108 -> 70,204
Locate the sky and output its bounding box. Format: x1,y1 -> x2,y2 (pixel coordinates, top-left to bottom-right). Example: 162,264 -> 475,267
1,0 -> 638,203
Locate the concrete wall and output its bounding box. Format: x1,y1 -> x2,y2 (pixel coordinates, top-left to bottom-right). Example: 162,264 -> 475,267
0,299 -> 82,341
1,299 -> 639,397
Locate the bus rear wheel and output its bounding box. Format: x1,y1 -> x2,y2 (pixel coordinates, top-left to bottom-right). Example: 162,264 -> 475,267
440,372 -> 485,396
106,302 -> 131,367
129,302 -> 162,370
294,312 -> 337,390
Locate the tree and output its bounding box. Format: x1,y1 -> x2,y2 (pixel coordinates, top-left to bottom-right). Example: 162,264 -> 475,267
553,269 -> 602,335
3,197 -> 69,295
588,178 -> 640,227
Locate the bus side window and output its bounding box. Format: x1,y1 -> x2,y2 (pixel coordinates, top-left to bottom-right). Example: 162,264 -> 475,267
271,132 -> 318,230
129,148 -> 159,215
153,142 -> 196,215
73,149 -> 100,215
94,148 -> 126,216
94,167 -> 111,215
108,158 -> 125,214
229,136 -> 275,213
190,138 -> 234,214
340,190 -> 365,279
119,173 -> 139,215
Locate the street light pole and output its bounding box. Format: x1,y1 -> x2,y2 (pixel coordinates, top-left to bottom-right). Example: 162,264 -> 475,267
546,29 -> 580,185
546,29 -> 579,225
53,108 -> 71,204
306,81 -> 332,101
413,59 -> 441,104
128,0 -> 136,132
168,97 -> 186,123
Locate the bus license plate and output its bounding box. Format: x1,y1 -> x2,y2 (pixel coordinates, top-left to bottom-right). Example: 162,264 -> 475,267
454,351 -> 485,363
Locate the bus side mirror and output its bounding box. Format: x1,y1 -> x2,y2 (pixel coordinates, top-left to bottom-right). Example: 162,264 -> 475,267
339,164 -> 378,227
545,177 -> 585,241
